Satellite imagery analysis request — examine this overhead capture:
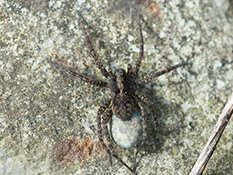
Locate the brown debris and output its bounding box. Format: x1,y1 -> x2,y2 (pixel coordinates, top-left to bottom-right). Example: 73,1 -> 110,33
147,1 -> 161,17
52,137 -> 103,163
136,0 -> 161,17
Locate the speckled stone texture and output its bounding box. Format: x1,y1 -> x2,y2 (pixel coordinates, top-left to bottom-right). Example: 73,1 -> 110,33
0,0 -> 233,175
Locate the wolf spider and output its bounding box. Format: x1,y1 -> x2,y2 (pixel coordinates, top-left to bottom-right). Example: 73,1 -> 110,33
51,11 -> 187,174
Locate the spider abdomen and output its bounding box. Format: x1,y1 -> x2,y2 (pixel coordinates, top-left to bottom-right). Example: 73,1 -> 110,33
112,93 -> 135,121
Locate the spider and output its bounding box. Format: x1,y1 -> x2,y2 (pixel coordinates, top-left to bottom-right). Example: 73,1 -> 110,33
50,11 -> 187,174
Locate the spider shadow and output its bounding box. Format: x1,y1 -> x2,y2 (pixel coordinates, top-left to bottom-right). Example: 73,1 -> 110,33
139,86 -> 187,156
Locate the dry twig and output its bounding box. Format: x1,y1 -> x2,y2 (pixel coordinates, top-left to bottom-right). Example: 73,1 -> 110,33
190,92 -> 233,175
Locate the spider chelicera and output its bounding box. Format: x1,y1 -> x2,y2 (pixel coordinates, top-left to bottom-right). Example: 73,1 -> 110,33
50,11 -> 187,174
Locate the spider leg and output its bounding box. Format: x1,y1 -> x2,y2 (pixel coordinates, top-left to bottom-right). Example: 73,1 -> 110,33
127,64 -> 134,76
135,91 -> 157,129
108,68 -> 116,80
133,15 -> 144,76
133,101 -> 147,171
48,60 -> 108,87
67,69 -> 108,87
97,100 -> 112,164
138,63 -> 188,84
102,109 -> 113,165
102,109 -> 135,173
77,11 -> 110,78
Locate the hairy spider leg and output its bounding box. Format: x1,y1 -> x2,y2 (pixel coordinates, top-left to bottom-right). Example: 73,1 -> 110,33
138,63 -> 188,84
135,91 -> 157,129
127,64 -> 134,76
108,68 -> 116,80
102,109 -> 135,173
48,60 -> 107,87
133,101 -> 147,171
67,69 -> 108,87
97,100 -> 112,165
77,11 -> 110,78
133,16 -> 144,76
102,109 -> 113,165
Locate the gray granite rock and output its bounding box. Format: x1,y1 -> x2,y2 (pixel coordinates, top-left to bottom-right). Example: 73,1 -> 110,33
0,0 -> 233,175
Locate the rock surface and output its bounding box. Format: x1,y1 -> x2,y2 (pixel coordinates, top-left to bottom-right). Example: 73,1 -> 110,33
0,0 -> 233,175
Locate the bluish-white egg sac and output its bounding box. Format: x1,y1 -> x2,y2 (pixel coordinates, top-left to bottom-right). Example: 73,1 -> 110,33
109,110 -> 143,148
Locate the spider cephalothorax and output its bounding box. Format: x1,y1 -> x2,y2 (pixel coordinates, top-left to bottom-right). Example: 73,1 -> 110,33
50,11 -> 188,174
110,68 -> 136,121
